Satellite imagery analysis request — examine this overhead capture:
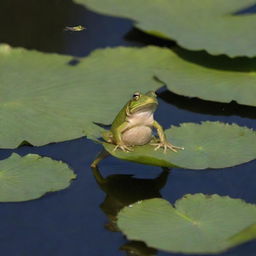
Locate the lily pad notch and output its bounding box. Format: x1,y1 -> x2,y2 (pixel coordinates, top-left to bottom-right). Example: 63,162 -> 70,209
117,194 -> 256,254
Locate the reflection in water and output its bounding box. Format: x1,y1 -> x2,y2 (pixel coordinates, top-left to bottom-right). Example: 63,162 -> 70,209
92,166 -> 170,256
120,241 -> 156,256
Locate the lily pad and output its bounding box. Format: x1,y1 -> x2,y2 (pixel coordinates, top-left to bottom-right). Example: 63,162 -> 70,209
0,45 -> 162,148
155,48 -> 256,107
0,153 -> 76,202
78,0 -> 256,57
103,122 -> 256,169
117,194 -> 256,254
2,45 -> 256,149
229,223 -> 256,246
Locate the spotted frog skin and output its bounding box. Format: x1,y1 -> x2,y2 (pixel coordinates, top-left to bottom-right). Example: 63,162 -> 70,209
103,91 -> 183,153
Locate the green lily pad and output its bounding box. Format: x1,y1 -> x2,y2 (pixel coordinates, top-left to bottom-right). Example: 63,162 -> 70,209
0,153 -> 76,202
78,0 -> 256,57
155,50 -> 256,107
117,194 -> 256,254
103,122 -> 256,169
229,223 -> 256,246
2,45 -> 256,148
0,45 -> 162,148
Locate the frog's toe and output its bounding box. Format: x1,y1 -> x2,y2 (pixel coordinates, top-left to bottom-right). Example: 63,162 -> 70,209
166,144 -> 178,153
113,144 -> 133,152
151,143 -> 161,151
150,142 -> 159,146
122,145 -> 133,152
113,145 -> 119,152
151,142 -> 183,153
169,144 -> 184,150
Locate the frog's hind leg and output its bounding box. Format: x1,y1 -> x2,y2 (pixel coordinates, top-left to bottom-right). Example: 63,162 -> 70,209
90,130 -> 114,167
102,130 -> 113,143
90,149 -> 110,168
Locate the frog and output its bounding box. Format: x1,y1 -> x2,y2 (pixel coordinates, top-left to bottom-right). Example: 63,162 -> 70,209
91,91 -> 183,167
103,91 -> 183,153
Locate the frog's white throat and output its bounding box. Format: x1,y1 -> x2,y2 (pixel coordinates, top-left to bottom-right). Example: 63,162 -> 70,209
126,109 -> 154,126
123,109 -> 154,146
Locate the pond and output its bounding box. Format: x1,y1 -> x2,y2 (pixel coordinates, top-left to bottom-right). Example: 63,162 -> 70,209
0,1 -> 256,255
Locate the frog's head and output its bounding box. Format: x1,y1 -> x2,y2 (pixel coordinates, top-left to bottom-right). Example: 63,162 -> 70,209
128,91 -> 158,114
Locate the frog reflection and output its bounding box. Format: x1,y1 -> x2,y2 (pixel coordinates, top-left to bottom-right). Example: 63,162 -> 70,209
92,166 -> 170,256
120,241 -> 157,256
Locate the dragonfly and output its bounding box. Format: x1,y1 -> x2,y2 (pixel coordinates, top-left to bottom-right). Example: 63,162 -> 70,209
64,25 -> 86,32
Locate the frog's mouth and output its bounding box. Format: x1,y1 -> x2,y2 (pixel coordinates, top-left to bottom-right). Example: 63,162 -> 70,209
130,102 -> 158,114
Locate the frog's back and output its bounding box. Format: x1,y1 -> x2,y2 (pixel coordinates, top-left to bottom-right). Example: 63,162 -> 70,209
110,102 -> 128,131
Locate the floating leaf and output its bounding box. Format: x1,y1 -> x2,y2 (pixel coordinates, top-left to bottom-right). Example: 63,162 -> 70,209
0,153 -> 76,202
103,122 -> 256,169
154,49 -> 256,107
229,223 -> 256,246
117,194 -> 256,254
78,0 -> 256,57
0,45 -> 162,148
2,45 -> 256,149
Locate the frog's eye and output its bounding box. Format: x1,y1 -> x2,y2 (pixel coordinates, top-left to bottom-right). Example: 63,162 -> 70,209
133,92 -> 141,101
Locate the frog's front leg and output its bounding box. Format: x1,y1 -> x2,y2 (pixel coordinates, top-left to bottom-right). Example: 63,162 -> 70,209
112,122 -> 133,152
151,121 -> 184,153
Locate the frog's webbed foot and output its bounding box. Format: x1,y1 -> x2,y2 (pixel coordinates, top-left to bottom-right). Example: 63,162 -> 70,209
113,143 -> 134,152
150,141 -> 184,153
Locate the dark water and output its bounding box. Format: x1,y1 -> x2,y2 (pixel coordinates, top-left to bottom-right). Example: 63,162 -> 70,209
0,1 -> 256,256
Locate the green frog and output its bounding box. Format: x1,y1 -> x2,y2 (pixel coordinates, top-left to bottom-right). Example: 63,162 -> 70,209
90,91 -> 183,167
103,91 -> 183,153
